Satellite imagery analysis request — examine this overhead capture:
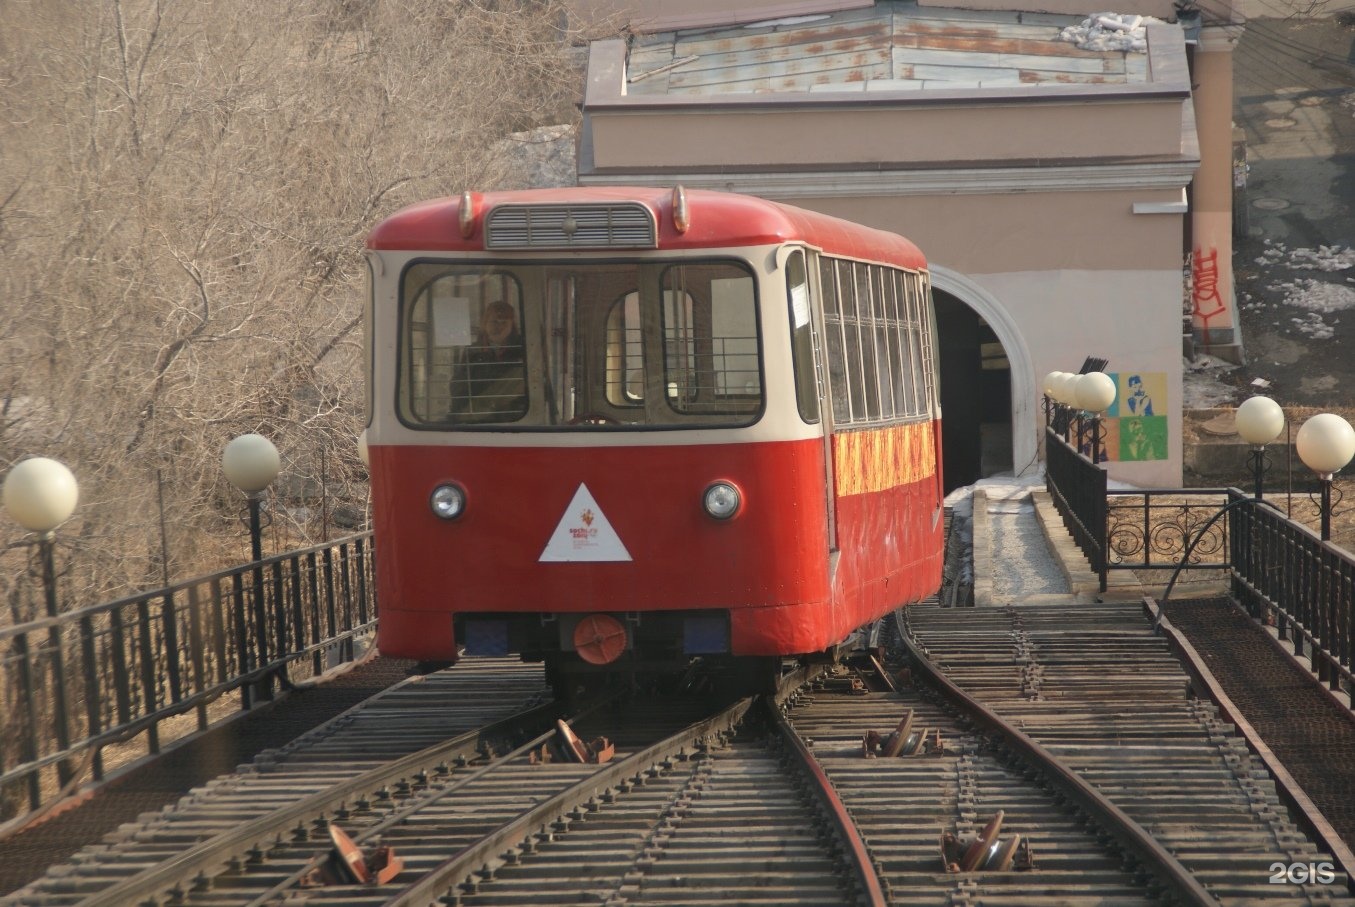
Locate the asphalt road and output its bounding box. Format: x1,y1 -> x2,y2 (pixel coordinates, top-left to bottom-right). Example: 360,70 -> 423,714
1229,14 -> 1355,405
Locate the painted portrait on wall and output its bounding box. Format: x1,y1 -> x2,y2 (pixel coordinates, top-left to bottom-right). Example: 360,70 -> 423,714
1106,372 -> 1166,419
1118,416 -> 1168,461
1101,372 -> 1168,461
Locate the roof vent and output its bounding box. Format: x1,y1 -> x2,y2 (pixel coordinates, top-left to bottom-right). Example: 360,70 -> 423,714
485,203 -> 657,249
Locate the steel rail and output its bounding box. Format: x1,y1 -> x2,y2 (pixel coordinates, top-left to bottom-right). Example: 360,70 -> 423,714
382,664 -> 820,907
74,699 -> 568,907
240,711 -> 581,906
380,698 -> 756,907
768,703 -> 888,907
897,626 -> 1218,907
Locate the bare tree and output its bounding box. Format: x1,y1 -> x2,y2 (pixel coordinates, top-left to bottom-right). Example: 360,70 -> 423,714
0,0 -> 592,619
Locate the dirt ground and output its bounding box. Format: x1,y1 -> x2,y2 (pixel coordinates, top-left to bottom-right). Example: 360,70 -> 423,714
1219,17 -> 1355,408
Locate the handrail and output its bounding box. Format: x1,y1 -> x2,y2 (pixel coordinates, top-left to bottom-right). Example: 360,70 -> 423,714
0,533 -> 373,642
1044,470 -> 1355,701
0,532 -> 378,829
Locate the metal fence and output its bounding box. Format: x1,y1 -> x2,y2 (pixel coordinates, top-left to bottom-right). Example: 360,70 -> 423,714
1045,442 -> 1355,698
1,532 -> 376,823
1230,491 -> 1355,693
1106,487 -> 1233,578
1045,426 -> 1107,590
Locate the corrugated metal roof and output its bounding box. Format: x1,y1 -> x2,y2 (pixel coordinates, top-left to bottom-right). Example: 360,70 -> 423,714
625,3 -> 1148,95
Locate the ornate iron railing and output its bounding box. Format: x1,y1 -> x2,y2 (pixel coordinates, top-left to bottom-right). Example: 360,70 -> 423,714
1045,426 -> 1107,590
1046,468 -> 1355,697
1230,490 -> 1355,693
0,533 -> 376,824
1106,487 -> 1233,576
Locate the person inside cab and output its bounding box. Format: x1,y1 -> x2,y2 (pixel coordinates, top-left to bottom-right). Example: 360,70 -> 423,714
449,300 -> 526,420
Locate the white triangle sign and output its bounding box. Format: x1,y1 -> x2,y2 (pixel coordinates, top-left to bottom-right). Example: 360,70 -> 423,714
539,484 -> 633,562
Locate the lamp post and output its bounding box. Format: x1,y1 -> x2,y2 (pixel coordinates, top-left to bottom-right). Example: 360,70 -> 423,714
1074,372 -> 1117,463
223,433 -> 281,705
1052,372 -> 1079,443
1295,413 -> 1355,542
1042,371 -> 1066,430
3,457 -> 79,785
223,433 -> 281,561
1040,368 -> 1073,431
1235,396 -> 1285,500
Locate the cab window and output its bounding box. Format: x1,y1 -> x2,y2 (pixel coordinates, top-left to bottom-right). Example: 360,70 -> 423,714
397,259 -> 762,429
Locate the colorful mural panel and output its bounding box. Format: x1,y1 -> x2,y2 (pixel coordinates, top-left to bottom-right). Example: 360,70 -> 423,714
1102,371 -> 1168,461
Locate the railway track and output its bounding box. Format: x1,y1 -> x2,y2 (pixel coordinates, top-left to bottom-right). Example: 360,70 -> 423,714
1,659 -> 552,907
902,599 -> 1355,904
10,602 -> 1355,905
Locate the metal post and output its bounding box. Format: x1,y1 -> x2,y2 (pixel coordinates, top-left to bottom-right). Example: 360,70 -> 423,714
155,468 -> 171,587
1320,475 -> 1333,542
1251,447 -> 1266,501
39,536 -> 74,786
248,495 -> 264,563
1090,414 -> 1103,465
248,494 -> 273,701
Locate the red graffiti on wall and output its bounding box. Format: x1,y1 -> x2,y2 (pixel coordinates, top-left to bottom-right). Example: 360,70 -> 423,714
1191,247 -> 1229,338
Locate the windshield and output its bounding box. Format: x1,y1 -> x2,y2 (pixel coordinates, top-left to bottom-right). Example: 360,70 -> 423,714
397,259 -> 762,429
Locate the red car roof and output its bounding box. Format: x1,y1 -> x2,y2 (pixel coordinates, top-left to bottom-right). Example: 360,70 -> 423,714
367,187 -> 927,269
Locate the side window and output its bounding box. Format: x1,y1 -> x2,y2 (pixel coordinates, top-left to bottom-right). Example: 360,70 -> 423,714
820,259 -> 850,423
840,263 -> 864,421
888,271 -> 910,420
919,273 -> 939,411
605,292 -> 644,406
906,272 -> 929,417
854,262 -> 880,422
873,267 -> 895,421
362,255 -> 374,427
661,263 -> 762,415
786,251 -> 820,423
897,271 -> 920,418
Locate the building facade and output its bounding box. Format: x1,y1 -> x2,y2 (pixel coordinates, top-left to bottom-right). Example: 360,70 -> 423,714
569,0 -> 1243,487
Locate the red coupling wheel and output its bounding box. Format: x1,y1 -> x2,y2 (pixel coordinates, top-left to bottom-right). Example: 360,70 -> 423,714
573,613 -> 628,665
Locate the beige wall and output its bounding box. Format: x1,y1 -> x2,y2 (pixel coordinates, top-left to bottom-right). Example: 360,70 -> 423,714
588,102 -> 1186,170
784,193 -> 1187,484
792,191 -> 1185,275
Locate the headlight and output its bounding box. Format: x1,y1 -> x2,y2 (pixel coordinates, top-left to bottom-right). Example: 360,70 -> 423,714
702,482 -> 741,520
430,483 -> 466,520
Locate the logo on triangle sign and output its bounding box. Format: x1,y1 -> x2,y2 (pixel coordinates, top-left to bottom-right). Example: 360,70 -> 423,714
539,484 -> 633,562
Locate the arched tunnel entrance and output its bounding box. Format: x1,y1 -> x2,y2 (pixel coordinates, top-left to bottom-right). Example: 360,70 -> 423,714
935,290 -> 1013,493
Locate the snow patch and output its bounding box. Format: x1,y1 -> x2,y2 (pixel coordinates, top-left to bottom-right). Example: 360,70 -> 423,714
1057,13 -> 1155,52
1271,277 -> 1355,314
1183,354 -> 1239,408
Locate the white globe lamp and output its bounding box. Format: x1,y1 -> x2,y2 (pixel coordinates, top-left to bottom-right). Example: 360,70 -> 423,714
1236,396 -> 1285,446
1296,413 -> 1355,541
1075,372 -> 1117,413
1236,396 -> 1286,500
3,457 -> 79,535
1297,414 -> 1355,477
223,433 -> 281,495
